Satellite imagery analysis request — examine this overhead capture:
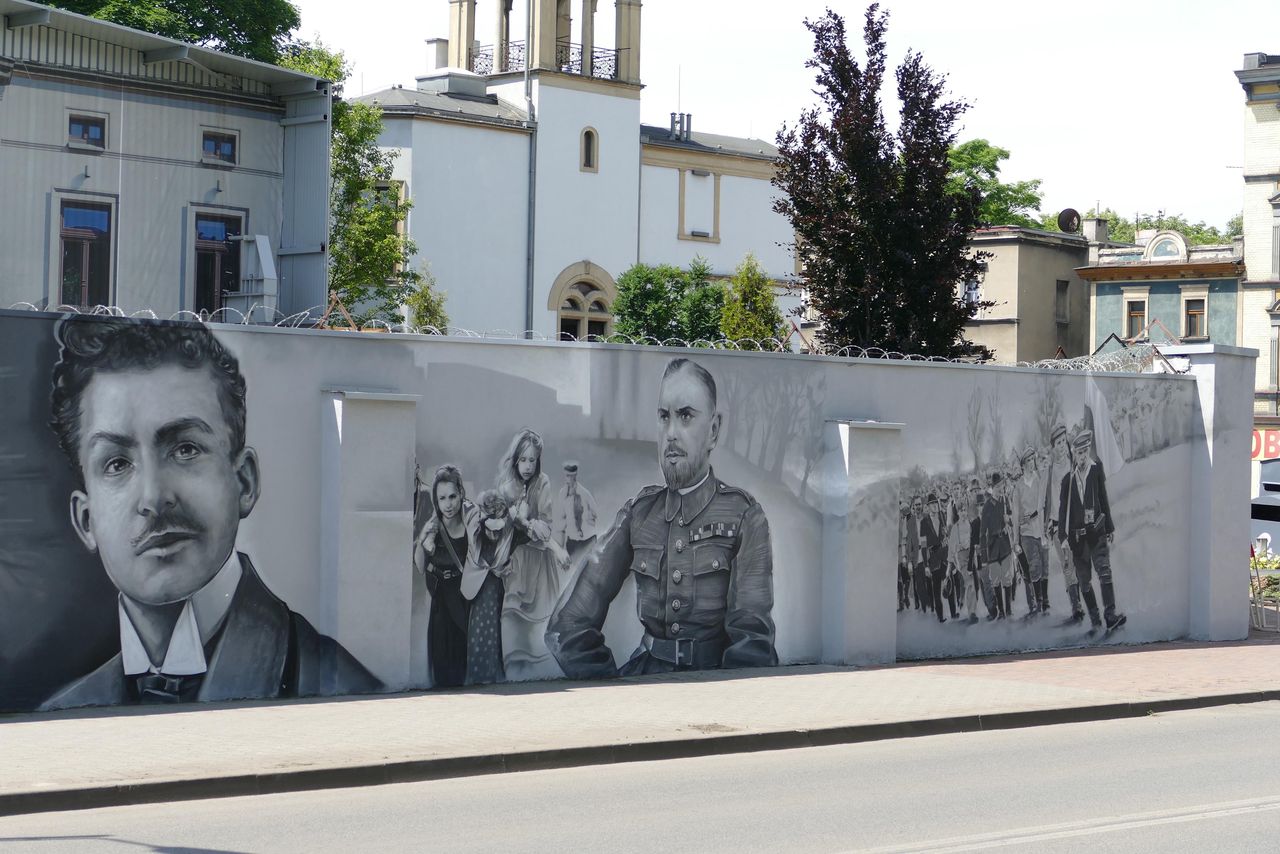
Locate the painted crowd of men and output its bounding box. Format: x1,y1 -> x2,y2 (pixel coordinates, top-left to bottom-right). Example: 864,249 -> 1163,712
897,426 -> 1127,633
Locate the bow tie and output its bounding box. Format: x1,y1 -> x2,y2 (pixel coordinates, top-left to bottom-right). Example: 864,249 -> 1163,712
133,672 -> 204,704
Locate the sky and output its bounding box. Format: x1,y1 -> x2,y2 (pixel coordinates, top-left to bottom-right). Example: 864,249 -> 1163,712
291,0 -> 1280,231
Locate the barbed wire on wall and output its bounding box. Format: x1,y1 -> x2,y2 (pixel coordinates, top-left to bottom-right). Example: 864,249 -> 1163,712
5,302 -> 1174,374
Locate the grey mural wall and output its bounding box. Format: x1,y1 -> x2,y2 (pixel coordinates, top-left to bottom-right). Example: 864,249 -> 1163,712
0,310 -> 1239,712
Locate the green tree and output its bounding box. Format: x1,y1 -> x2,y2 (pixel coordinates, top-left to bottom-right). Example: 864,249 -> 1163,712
47,0 -> 300,63
947,139 -> 1043,228
721,254 -> 787,347
612,258 -> 725,342
280,41 -> 442,323
1040,207 -> 1239,246
404,266 -> 450,331
773,6 -> 990,357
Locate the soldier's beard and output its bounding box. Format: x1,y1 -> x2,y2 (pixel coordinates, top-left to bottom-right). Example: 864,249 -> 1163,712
662,453 -> 706,490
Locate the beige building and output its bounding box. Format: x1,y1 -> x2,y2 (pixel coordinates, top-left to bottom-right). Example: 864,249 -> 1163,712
1237,52 -> 1280,411
961,225 -> 1097,362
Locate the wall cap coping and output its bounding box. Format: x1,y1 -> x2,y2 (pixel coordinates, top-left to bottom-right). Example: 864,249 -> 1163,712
1160,344 -> 1259,359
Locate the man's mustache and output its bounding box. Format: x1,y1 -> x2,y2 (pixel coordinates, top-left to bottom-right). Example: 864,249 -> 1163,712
131,508 -> 205,553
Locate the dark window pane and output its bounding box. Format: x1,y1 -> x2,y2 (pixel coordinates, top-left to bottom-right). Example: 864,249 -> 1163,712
87,237 -> 111,306
560,318 -> 579,340
587,319 -> 607,339
61,240 -> 84,305
195,250 -> 218,313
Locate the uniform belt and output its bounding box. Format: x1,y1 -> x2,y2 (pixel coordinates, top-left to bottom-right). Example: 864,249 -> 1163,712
642,633 -> 725,668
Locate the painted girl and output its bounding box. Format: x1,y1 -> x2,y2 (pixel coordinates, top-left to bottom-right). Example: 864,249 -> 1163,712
495,428 -> 569,681
413,464 -> 477,689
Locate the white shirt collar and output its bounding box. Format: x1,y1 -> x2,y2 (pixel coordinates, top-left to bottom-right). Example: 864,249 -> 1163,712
119,549 -> 243,676
678,470 -> 711,496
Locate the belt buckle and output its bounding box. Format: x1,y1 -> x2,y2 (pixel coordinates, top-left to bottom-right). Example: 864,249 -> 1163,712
673,637 -> 694,667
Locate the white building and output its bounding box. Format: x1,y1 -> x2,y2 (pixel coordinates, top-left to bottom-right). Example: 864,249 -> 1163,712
1237,52 -> 1280,411
356,0 -> 799,339
0,0 -> 331,317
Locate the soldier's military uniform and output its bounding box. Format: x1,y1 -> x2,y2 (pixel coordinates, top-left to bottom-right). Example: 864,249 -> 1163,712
546,470 -> 776,679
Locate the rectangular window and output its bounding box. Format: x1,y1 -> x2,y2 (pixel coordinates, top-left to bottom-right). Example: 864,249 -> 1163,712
59,201 -> 112,307
1055,280 -> 1069,324
1126,299 -> 1146,339
201,130 -> 238,164
1184,297 -> 1206,339
68,114 -> 105,149
194,214 -> 242,313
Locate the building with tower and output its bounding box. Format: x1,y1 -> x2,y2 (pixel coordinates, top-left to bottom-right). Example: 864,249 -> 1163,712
355,0 -> 799,339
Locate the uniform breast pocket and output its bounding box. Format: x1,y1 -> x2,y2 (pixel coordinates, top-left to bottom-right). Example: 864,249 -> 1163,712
630,545 -> 664,609
690,542 -> 732,613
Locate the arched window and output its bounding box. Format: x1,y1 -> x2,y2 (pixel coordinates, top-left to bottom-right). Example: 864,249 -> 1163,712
1141,230 -> 1187,262
549,261 -> 617,340
580,127 -> 598,173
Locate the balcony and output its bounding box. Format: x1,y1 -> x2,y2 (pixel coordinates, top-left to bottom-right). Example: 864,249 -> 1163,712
468,40 -> 619,80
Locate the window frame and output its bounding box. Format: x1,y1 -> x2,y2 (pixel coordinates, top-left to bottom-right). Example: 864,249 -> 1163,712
58,199 -> 114,308
1125,299 -> 1147,340
580,127 -> 599,173
200,127 -> 240,167
67,111 -> 108,151
1181,286 -> 1209,341
193,212 -> 245,314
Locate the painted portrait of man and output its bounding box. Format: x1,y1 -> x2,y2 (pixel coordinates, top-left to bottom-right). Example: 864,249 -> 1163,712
547,357 -> 777,678
40,316 -> 381,709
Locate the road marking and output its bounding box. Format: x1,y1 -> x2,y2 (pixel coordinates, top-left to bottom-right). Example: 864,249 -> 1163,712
853,794 -> 1280,853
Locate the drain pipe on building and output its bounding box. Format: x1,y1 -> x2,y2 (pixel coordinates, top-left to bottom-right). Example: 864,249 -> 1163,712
523,0 -> 537,338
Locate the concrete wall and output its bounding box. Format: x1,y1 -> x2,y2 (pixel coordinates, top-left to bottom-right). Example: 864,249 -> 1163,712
0,309 -> 1252,713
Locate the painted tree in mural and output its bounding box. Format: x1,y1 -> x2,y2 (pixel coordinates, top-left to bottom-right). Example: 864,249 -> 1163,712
47,0 -> 299,63
612,258 -> 724,342
281,42 -> 445,325
773,5 -> 991,357
720,254 -> 788,347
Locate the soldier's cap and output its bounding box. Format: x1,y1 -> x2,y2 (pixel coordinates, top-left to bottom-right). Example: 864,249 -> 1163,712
563,460 -> 579,474
990,471 -> 1003,486
1020,446 -> 1036,464
1051,424 -> 1068,443
927,492 -> 939,504
1073,430 -> 1094,450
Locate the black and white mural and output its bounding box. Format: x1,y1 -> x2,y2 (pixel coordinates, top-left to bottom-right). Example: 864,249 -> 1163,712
0,310 -> 1201,711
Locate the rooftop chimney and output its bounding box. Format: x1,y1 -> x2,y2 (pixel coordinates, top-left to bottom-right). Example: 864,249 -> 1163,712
425,38 -> 450,73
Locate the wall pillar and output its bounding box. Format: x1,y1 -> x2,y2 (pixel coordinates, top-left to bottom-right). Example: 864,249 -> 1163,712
820,420 -> 902,666
531,0 -> 559,71
320,390 -> 421,690
580,0 -> 596,75
1163,344 -> 1257,640
495,0 -> 513,72
447,0 -> 478,71
614,0 -> 641,84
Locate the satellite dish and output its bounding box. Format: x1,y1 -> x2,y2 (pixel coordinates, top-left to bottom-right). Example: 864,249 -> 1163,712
1058,208 -> 1082,233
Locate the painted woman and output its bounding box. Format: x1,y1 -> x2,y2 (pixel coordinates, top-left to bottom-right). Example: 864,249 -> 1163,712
495,428 -> 569,681
413,465 -> 478,689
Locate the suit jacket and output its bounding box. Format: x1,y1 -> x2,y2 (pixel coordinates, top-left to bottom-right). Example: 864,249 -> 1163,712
920,513 -> 946,574
980,497 -> 1012,564
40,555 -> 382,711
1057,461 -> 1114,545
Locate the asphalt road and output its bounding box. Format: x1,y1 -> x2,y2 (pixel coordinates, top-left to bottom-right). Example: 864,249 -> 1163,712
5,701 -> 1280,853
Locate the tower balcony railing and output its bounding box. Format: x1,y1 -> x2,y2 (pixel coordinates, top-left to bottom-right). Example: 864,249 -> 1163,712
468,40 -> 619,80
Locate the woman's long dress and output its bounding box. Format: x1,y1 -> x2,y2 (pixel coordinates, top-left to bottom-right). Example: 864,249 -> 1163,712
502,474 -> 564,681
425,530 -> 469,689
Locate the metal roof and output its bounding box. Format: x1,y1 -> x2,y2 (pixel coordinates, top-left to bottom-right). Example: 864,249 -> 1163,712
0,0 -> 326,87
354,86 -> 529,127
639,123 -> 777,161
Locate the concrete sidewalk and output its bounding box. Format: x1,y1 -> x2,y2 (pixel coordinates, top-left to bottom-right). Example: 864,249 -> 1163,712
4,633 -> 1280,816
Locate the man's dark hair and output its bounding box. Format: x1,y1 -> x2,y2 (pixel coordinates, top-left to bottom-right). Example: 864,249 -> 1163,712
662,358 -> 717,410
50,316 -> 248,481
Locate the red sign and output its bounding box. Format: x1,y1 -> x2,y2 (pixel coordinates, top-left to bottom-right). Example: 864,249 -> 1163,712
1253,429 -> 1280,461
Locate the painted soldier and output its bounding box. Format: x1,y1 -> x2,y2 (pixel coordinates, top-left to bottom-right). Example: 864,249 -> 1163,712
1057,430 -> 1126,632
1013,446 -> 1050,616
547,358 -> 776,678
919,493 -> 947,623
1044,424 -> 1083,622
